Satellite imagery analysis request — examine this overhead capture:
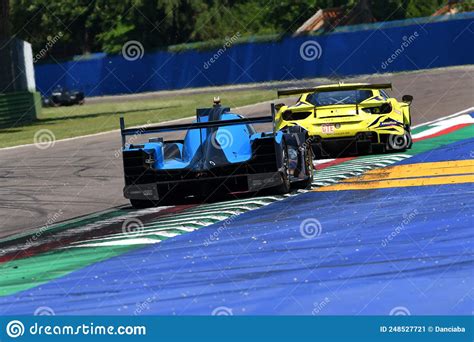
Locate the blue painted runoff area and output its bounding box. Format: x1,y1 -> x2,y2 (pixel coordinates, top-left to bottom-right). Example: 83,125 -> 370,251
35,14 -> 474,96
399,136 -> 474,164
0,138 -> 472,315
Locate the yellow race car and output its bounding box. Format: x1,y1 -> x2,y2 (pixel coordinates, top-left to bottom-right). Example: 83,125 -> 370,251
275,83 -> 413,158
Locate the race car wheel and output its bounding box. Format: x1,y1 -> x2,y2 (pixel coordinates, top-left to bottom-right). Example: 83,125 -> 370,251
273,143 -> 291,194
130,199 -> 157,209
405,126 -> 413,149
387,130 -> 412,151
294,146 -> 314,189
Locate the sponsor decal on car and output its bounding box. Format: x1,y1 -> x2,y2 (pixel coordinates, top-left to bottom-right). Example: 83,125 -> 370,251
379,119 -> 402,127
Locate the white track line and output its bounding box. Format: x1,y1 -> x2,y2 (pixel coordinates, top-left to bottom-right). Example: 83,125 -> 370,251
411,106 -> 474,128
413,113 -> 474,139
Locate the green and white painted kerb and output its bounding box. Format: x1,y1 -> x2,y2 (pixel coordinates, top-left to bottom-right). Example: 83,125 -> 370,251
70,155 -> 410,249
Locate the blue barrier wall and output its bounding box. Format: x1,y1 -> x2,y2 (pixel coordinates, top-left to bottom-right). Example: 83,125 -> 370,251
35,15 -> 474,97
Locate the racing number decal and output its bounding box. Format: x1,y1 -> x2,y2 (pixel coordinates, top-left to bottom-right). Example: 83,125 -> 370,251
322,124 -> 335,134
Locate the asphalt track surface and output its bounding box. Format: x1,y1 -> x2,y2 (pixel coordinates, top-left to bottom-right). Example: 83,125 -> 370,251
0,66 -> 473,238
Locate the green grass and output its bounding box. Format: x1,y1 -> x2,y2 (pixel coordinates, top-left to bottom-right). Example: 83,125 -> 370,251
0,89 -> 275,148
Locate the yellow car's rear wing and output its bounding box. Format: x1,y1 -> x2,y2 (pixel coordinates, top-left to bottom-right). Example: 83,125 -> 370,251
277,83 -> 392,98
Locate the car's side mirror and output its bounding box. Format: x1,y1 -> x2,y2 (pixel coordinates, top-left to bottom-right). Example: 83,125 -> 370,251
275,103 -> 285,111
402,95 -> 413,104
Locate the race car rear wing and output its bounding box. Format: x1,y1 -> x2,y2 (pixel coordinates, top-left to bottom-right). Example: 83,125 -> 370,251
277,83 -> 392,97
119,115 -> 274,147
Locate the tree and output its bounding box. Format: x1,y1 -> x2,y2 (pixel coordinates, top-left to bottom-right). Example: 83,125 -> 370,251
7,0 -> 448,60
0,0 -> 9,38
405,0 -> 444,18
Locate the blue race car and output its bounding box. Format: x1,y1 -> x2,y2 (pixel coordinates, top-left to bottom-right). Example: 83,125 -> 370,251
120,99 -> 313,208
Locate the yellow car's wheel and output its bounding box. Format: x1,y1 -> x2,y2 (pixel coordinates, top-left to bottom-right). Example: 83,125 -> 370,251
387,130 -> 412,151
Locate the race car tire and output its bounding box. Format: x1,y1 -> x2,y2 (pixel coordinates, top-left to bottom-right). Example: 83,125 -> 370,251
273,143 -> 291,194
130,199 -> 157,209
387,130 -> 412,151
294,147 -> 314,189
405,126 -> 413,149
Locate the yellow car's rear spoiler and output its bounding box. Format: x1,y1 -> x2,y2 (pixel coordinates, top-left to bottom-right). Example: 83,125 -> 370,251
277,83 -> 392,97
